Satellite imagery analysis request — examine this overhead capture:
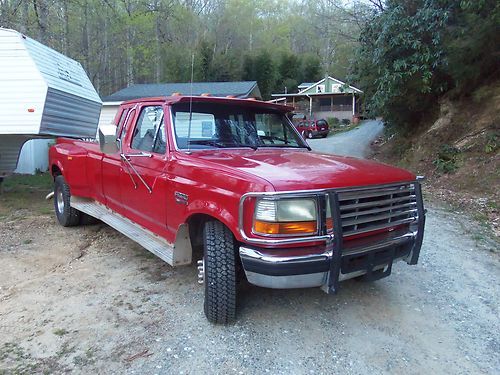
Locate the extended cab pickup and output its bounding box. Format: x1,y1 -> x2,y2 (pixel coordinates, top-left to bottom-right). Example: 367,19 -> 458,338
49,96 -> 425,324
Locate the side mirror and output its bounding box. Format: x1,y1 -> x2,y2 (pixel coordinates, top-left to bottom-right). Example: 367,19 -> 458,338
98,124 -> 119,154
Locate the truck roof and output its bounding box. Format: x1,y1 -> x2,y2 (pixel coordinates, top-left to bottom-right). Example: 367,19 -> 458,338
121,95 -> 294,112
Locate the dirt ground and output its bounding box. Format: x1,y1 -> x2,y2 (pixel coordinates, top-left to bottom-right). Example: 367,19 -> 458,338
0,175 -> 498,375
1,125 -> 500,374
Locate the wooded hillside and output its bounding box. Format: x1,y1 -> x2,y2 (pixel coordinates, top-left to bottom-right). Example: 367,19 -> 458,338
0,0 -> 369,99
351,0 -> 500,130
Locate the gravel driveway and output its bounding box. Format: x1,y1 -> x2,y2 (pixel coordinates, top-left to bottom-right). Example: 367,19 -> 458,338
1,125 -> 499,374
307,120 -> 384,158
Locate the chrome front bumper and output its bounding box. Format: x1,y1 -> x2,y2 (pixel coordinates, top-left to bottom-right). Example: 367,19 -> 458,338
238,180 -> 426,293
239,230 -> 419,291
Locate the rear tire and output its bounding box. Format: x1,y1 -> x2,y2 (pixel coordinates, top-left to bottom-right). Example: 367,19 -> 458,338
203,221 -> 237,324
54,175 -> 81,227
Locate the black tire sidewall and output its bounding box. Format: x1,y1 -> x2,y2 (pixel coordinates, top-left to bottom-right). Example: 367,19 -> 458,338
54,175 -> 80,227
203,220 -> 237,324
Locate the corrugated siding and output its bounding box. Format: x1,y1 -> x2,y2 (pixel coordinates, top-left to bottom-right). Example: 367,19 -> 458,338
22,33 -> 102,137
0,28 -> 102,137
40,87 -> 102,137
0,29 -> 46,134
23,35 -> 101,103
0,135 -> 30,174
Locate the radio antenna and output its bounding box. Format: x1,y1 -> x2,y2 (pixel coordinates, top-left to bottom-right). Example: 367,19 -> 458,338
186,53 -> 195,154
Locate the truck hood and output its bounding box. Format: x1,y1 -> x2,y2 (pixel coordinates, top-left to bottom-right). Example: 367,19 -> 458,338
190,149 -> 416,191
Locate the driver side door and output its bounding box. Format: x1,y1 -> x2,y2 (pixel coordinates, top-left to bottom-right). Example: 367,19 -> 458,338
119,104 -> 170,238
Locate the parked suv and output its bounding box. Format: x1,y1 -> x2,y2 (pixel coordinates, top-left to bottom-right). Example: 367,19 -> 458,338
296,119 -> 329,139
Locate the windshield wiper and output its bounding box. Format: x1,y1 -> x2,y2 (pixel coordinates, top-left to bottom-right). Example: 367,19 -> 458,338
188,139 -> 257,150
258,144 -> 305,149
233,142 -> 258,150
188,140 -> 226,148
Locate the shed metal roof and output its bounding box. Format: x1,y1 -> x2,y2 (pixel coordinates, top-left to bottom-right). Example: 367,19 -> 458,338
102,81 -> 260,102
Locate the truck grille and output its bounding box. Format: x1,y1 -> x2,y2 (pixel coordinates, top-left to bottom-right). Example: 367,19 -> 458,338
337,183 -> 418,237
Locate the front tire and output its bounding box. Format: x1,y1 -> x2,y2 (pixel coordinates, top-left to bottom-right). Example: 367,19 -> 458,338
307,131 -> 313,139
203,221 -> 237,324
54,175 -> 80,227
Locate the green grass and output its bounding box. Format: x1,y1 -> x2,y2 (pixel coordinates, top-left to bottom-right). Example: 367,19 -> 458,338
0,172 -> 53,217
330,122 -> 359,134
53,328 -> 69,337
2,173 -> 53,190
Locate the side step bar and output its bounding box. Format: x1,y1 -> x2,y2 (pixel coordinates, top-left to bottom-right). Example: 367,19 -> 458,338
71,197 -> 177,265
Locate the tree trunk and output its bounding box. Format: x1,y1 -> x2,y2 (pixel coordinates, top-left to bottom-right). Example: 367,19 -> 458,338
33,0 -> 49,44
82,0 -> 90,71
155,13 -> 161,83
20,1 -> 30,34
63,0 -> 69,55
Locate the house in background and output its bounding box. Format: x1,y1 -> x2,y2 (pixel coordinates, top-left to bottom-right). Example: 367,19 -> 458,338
271,75 -> 363,121
98,81 -> 261,127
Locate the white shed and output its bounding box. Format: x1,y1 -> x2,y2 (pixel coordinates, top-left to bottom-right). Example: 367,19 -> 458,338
0,28 -> 102,175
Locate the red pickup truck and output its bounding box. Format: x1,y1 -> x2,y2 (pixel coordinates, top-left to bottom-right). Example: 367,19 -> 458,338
49,96 -> 425,324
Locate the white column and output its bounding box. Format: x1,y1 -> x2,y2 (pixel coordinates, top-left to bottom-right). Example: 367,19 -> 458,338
352,94 -> 356,116
309,96 -> 312,117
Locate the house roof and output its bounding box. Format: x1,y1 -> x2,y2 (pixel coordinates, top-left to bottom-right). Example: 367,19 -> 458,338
298,76 -> 362,94
102,81 -> 261,102
272,76 -> 362,98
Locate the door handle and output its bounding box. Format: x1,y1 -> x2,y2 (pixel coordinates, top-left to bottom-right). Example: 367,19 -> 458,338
124,152 -> 152,158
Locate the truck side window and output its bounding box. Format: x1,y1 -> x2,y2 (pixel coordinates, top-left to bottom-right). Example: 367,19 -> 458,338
116,108 -> 130,139
152,121 -> 166,154
131,106 -> 165,153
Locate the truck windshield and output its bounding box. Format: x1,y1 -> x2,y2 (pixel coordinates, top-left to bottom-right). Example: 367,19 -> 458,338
171,102 -> 307,150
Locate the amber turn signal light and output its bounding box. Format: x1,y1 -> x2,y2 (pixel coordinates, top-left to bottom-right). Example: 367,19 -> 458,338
254,220 -> 317,235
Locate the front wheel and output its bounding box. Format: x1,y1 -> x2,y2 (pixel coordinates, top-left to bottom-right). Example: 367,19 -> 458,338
54,175 -> 81,227
307,131 -> 313,139
203,221 -> 237,324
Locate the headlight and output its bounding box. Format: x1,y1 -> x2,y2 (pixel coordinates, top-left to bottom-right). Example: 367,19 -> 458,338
254,198 -> 318,236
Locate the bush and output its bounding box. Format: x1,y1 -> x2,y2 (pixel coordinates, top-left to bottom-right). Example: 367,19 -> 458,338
350,0 -> 500,130
484,134 -> 498,154
433,144 -> 461,174
341,119 -> 351,126
327,117 -> 340,127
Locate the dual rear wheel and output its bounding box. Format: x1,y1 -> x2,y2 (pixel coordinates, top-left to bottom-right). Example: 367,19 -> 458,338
53,175 -> 98,226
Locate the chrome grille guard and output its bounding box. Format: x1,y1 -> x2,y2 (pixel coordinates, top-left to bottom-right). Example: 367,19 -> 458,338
238,179 -> 426,294
238,180 -> 425,247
